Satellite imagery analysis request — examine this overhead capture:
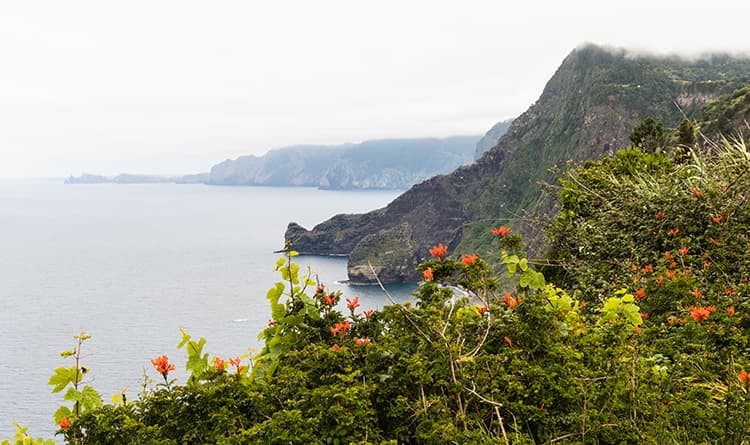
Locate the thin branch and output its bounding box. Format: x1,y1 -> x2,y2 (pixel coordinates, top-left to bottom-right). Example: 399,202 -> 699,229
368,262 -> 434,345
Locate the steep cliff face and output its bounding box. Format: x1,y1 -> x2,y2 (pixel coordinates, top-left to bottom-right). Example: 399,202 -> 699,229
208,137 -> 480,190
285,45 -> 750,283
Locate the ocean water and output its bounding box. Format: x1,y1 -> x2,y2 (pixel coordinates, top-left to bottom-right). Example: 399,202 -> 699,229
0,180 -> 413,441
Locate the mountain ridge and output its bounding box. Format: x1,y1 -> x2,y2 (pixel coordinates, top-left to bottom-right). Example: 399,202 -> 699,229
285,44 -> 750,283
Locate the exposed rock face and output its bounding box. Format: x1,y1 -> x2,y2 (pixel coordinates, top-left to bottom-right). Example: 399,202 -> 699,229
208,136 -> 481,190
286,45 -> 750,284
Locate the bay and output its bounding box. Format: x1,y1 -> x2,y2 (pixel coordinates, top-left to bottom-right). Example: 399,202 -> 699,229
0,180 -> 413,441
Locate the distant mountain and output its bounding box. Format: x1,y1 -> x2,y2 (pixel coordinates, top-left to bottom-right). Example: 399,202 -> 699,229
474,118 -> 513,158
65,172 -> 209,184
207,136 -> 481,190
286,44 -> 750,284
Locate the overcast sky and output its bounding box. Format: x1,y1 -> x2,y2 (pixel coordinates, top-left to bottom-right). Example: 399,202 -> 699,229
1,1 -> 749,178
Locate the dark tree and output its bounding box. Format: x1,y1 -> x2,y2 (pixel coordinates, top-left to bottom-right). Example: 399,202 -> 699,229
629,117 -> 667,153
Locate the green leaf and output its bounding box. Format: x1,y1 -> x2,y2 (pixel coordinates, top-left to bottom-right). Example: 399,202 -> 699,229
48,366 -> 76,393
81,386 -> 103,411
53,406 -> 72,424
63,387 -> 82,403
59,349 -> 75,358
503,255 -> 520,265
519,272 -> 530,288
507,262 -> 517,276
528,271 -> 546,290
622,304 -> 643,326
290,262 -> 300,285
519,258 -> 529,271
267,283 -> 286,320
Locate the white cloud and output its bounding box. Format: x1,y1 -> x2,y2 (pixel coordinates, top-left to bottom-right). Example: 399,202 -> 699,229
1,0 -> 749,177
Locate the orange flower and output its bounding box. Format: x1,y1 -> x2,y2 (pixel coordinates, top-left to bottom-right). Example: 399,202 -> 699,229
634,325 -> 642,334
461,253 -> 480,266
476,305 -> 489,316
503,336 -> 513,347
703,261 -> 712,269
346,296 -> 360,311
655,212 -> 667,220
640,312 -> 649,319
503,293 -> 518,309
330,320 -> 350,336
492,226 -> 512,237
725,288 -> 735,295
668,228 -> 679,236
229,357 -> 241,368
692,288 -> 702,299
665,271 -> 676,280
354,337 -> 371,346
688,305 -> 715,321
728,306 -> 736,317
664,251 -> 675,260
59,416 -> 71,430
423,267 -> 433,281
689,187 -> 702,197
709,237 -> 718,245
712,214 -> 723,223
678,247 -> 689,256
655,278 -> 666,286
429,243 -> 448,260
635,288 -> 646,299
150,355 -> 175,379
324,294 -> 338,306
642,264 -> 653,273
213,357 -> 225,371
740,370 -> 749,383
331,344 -> 341,351
668,262 -> 677,270
364,309 -> 374,319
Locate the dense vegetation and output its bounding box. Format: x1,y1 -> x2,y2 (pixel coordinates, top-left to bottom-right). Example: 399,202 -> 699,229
5,133 -> 750,444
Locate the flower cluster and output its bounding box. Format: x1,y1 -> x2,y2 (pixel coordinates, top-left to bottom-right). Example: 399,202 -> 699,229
492,226 -> 511,237
151,355 -> 175,379
346,296 -> 360,311
429,243 -> 448,261
330,320 -> 351,336
461,253 -> 480,266
687,305 -> 716,322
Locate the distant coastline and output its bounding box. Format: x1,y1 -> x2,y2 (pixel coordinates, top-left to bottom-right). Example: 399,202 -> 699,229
64,133 -> 516,191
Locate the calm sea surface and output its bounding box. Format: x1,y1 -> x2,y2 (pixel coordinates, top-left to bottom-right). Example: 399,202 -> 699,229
0,180 -> 413,441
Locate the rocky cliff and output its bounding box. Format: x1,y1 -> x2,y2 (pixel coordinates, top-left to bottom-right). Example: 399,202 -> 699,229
285,44 -> 750,284
208,136 -> 480,190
